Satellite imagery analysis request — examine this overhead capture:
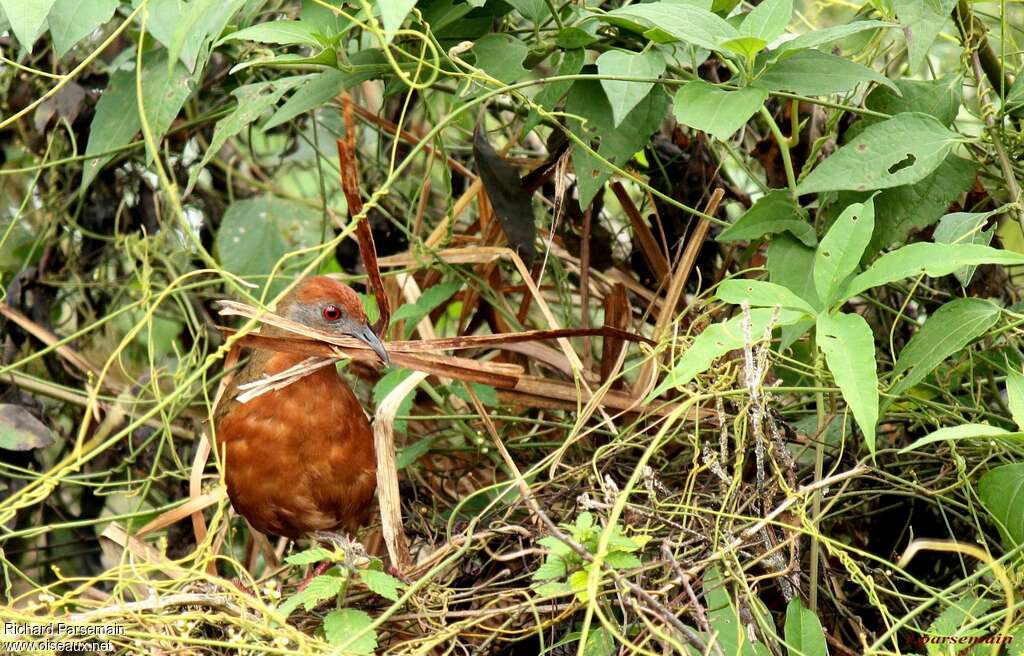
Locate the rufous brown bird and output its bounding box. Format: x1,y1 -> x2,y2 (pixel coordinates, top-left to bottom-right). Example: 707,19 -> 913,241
214,276 -> 388,541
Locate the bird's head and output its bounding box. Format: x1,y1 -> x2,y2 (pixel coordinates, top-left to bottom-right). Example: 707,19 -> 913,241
276,276 -> 389,365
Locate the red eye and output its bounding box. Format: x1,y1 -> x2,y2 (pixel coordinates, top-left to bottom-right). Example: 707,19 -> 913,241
322,304 -> 342,321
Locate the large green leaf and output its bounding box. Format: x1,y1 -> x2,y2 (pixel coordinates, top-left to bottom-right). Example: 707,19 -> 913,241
214,195 -> 324,296
597,49 -> 665,127
864,76 -> 962,127
701,567 -> 773,656
796,113 -> 959,195
264,52 -> 388,129
604,2 -> 738,53
47,0 -> 118,57
217,20 -> 322,47
0,405 -> 55,451
81,52 -> 195,190
524,48 -> 585,134
473,33 -> 529,83
813,197 -> 874,306
324,608 -> 377,653
718,190 -> 815,246
978,464 -> 1024,548
187,76 -> 311,192
888,298 -> 1001,396
816,311 -> 878,448
899,424 -> 1019,454
767,234 -> 821,308
740,0 -> 792,43
567,76 -> 669,207
894,0 -> 956,71
648,308 -> 806,398
843,243 -> 1024,299
378,0 -> 416,35
673,81 -> 767,141
716,280 -> 817,315
1006,366 -> 1024,430
0,0 -> 55,51
754,50 -> 897,97
784,598 -> 829,656
774,20 -> 895,53
148,0 -> 246,72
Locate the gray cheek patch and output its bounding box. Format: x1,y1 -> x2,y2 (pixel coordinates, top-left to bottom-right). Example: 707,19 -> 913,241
286,303 -> 360,336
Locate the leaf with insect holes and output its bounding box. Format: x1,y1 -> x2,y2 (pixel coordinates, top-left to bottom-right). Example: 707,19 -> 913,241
813,197 -> 875,306
324,608 -> 377,653
716,280 -> 818,315
596,49 -> 665,127
796,113 -> 959,195
816,312 -> 878,449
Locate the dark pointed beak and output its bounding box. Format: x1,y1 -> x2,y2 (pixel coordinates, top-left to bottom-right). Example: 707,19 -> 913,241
355,324 -> 389,365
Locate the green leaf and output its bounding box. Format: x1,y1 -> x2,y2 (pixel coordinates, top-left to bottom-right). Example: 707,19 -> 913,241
740,0 -> 792,43
217,20 -> 322,46
673,81 -> 768,141
978,464 -> 1024,548
276,574 -> 345,616
596,49 -> 665,127
0,0 -> 55,51
372,368 -> 419,433
81,69 -> 139,190
1006,367 -> 1024,430
784,598 -> 829,656
767,235 -> 820,308
862,155 -> 977,256
450,382 -> 499,407
816,312 -> 878,448
649,308 -> 807,397
899,424 -> 1018,454
721,36 -> 768,61
473,33 -> 529,83
775,19 -> 895,53
81,52 -> 195,190
360,569 -> 405,601
396,435 -> 434,469
568,78 -> 670,207
864,76 -> 962,127
717,190 -> 815,246
378,0 -> 416,35
532,555 -> 568,581
264,51 -> 387,129
843,243 -> 1024,299
324,608 -> 377,653
47,0 -> 118,57
754,50 -> 897,97
538,535 -> 574,557
894,0 -> 956,71
604,2 -> 739,53
933,210 -> 996,286
704,566 -> 772,656
187,76 -> 311,191
797,113 -> 959,195
284,546 -> 332,565
583,627 -> 616,656
391,281 -> 463,330
0,405 -> 55,451
524,48 -> 585,134
813,197 -> 875,306
716,280 -> 817,315
603,551 -> 642,569
213,195 -> 323,296
534,581 -> 572,598
568,569 -> 590,601
888,298 -> 1001,397
148,0 -> 246,72
506,0 -> 548,22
